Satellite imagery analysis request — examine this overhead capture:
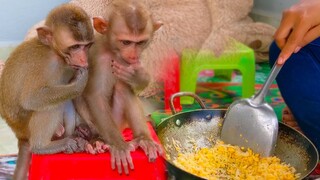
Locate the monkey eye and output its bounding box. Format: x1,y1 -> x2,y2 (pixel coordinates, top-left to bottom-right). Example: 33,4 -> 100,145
121,40 -> 132,46
85,42 -> 94,49
68,44 -> 81,51
137,40 -> 148,46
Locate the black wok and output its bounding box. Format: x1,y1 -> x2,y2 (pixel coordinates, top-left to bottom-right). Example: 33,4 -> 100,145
156,92 -> 319,180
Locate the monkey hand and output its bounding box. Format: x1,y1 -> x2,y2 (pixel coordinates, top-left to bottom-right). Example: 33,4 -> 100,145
111,60 -> 150,92
131,136 -> 164,162
74,123 -> 93,140
70,67 -> 88,93
107,141 -> 135,175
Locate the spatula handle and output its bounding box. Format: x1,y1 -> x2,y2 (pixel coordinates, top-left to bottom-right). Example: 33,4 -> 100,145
252,63 -> 282,105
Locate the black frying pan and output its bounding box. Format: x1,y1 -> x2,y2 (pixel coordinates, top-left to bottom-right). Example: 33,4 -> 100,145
156,92 -> 319,180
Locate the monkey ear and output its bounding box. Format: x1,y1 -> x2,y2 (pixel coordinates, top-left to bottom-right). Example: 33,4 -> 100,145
93,17 -> 108,34
36,26 -> 53,46
153,21 -> 163,32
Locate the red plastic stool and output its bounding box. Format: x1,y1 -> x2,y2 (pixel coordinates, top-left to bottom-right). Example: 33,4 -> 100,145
28,122 -> 167,180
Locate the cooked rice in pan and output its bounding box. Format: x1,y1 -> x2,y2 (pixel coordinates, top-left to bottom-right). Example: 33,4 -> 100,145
173,140 -> 299,180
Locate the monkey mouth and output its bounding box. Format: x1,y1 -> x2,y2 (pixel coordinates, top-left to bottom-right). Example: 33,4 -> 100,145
120,58 -> 139,66
70,65 -> 88,70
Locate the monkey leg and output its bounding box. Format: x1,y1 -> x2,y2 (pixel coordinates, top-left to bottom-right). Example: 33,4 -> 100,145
73,96 -> 98,134
63,100 -> 77,137
13,140 -> 31,180
52,123 -> 65,140
29,107 -> 84,154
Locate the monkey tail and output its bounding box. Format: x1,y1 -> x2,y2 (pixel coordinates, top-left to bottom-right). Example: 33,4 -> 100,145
13,140 -> 31,180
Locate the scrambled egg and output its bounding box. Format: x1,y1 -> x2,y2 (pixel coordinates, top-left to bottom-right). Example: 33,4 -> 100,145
173,140 -> 299,180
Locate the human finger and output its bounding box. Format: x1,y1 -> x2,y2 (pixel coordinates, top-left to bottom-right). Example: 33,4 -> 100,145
274,10 -> 296,49
299,25 -> 320,48
276,20 -> 310,64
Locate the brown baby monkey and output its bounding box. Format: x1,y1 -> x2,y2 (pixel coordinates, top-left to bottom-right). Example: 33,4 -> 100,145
0,4 -> 94,179
74,0 -> 163,175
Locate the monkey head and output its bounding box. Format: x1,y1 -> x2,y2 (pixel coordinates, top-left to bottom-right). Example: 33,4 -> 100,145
92,3 -> 162,66
36,4 -> 94,69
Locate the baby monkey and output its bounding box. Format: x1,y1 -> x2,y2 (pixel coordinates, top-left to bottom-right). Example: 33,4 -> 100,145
74,0 -> 164,175
0,4 -> 94,179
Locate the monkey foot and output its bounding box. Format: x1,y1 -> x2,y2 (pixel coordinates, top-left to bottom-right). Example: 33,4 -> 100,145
85,137 -> 109,154
74,123 -> 93,140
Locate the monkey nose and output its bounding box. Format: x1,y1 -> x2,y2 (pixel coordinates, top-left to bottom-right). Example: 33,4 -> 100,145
127,55 -> 139,64
80,59 -> 88,67
73,58 -> 88,68
127,59 -> 138,65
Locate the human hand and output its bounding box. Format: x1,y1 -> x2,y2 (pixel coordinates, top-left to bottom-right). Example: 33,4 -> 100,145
274,0 -> 320,64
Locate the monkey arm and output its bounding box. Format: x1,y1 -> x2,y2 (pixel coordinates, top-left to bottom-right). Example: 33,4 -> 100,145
121,87 -> 163,161
124,94 -> 151,138
131,69 -> 151,93
21,85 -> 81,111
21,68 -> 88,111
111,82 -> 163,162
63,100 -> 77,136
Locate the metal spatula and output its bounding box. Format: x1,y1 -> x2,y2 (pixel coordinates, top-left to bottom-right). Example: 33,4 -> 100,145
221,63 -> 282,157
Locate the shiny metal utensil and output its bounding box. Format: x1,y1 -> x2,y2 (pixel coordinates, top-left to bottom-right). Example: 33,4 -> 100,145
221,63 -> 282,157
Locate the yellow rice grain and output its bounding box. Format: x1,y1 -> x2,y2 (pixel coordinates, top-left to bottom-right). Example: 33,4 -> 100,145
173,140 -> 299,180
